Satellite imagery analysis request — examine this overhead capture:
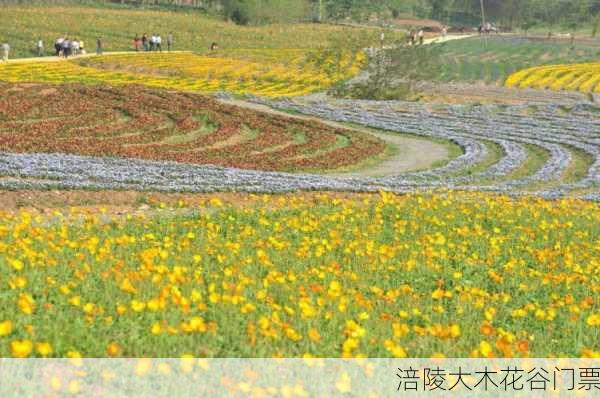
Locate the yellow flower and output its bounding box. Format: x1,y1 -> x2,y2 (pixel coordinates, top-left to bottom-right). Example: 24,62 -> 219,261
240,303 -> 256,314
68,380 -> 80,394
135,359 -> 152,376
384,340 -> 407,358
479,341 -> 493,357
342,338 -> 358,352
335,372 -> 352,393
10,259 -> 24,271
36,342 -> 53,357
11,339 -> 33,358
285,328 -> 302,342
119,278 -> 137,294
587,314 -> 600,326
66,350 -> 82,358
327,280 -> 342,298
130,300 -> 146,312
17,293 -> 35,314
0,320 -> 13,336
151,322 -> 162,335
449,324 -> 461,338
50,376 -> 62,390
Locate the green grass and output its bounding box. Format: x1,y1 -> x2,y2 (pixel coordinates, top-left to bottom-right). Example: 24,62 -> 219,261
501,144 -> 550,185
562,146 -> 596,185
449,139 -> 504,178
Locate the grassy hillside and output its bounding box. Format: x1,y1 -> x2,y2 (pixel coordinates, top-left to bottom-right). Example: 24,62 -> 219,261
435,36 -> 600,85
382,35 -> 600,86
0,4 -> 396,59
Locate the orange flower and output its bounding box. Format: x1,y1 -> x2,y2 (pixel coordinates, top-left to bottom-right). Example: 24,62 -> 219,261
480,322 -> 494,336
106,342 -> 122,357
517,340 -> 530,353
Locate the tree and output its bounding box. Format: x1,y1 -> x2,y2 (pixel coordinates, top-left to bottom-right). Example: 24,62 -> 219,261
427,0 -> 449,21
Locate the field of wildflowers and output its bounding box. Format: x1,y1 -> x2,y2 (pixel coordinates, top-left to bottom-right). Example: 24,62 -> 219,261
506,62 -> 600,93
0,191 -> 598,358
0,50 -> 365,97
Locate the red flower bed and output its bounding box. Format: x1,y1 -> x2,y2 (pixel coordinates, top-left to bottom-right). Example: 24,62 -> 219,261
0,83 -> 386,172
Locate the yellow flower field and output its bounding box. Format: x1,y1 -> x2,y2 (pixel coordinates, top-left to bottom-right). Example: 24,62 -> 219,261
505,62 -> 600,93
0,191 -> 598,358
0,50 -> 365,97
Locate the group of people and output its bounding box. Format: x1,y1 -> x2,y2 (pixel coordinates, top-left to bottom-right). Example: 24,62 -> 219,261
478,22 -> 498,35
50,36 -> 104,58
407,29 -> 425,45
0,33 -> 221,62
133,33 -> 173,52
53,37 -> 87,58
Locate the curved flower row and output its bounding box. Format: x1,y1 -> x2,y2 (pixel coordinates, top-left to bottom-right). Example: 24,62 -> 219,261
0,84 -> 385,173
249,96 -> 599,198
505,62 -> 600,93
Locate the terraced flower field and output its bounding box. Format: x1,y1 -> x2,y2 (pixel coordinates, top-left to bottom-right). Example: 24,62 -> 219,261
251,97 -> 600,197
0,84 -> 385,173
506,62 -> 600,93
0,191 -> 598,357
0,50 -> 365,97
2,88 -> 598,200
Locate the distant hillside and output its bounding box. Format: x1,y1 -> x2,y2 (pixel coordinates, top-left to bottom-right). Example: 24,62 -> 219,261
0,3 -> 403,59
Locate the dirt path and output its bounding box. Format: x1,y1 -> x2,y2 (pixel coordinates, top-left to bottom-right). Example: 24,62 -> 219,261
422,34 -> 475,45
3,33 -> 472,64
218,98 -> 450,176
2,51 -> 192,64
331,129 -> 448,177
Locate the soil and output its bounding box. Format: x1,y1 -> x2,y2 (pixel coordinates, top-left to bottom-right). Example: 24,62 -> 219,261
393,18 -> 444,29
0,189 -> 380,215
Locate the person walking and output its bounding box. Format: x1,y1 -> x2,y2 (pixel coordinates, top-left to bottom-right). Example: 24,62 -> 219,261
150,34 -> 156,51
61,37 -> 70,58
96,36 -> 103,55
36,38 -> 44,57
167,32 -> 173,52
133,35 -> 141,52
156,34 -> 162,52
55,36 -> 65,56
1,42 -> 9,62
71,38 -> 80,56
417,29 -> 424,45
142,33 -> 148,51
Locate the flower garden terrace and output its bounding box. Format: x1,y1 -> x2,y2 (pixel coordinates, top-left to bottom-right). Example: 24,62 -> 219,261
0,84 -> 385,173
2,83 -> 598,201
